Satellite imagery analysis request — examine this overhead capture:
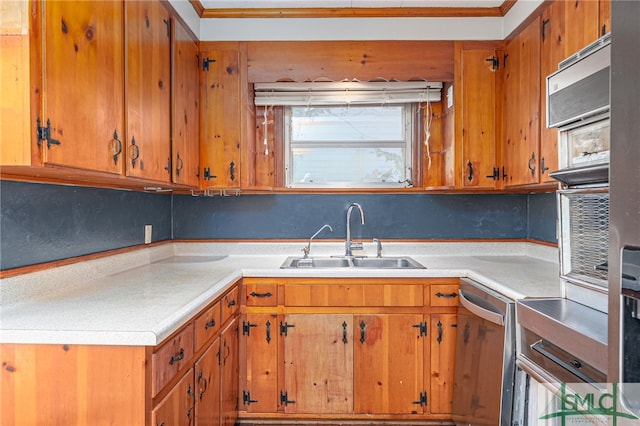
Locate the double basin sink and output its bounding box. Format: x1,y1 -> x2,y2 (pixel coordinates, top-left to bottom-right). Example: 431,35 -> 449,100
280,256 -> 425,269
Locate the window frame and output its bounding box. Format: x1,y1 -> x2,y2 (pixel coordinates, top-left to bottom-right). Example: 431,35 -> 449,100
283,103 -> 416,189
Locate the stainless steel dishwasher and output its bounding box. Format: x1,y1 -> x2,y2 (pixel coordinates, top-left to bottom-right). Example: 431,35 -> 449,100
452,278 -> 516,426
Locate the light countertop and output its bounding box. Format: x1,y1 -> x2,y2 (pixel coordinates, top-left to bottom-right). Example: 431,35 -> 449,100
0,241 -> 561,346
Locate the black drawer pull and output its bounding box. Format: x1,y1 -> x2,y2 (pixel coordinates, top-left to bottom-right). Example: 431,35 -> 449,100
169,348 -> 184,365
227,299 -> 236,307
205,319 -> 216,329
250,291 -> 273,298
436,291 -> 458,298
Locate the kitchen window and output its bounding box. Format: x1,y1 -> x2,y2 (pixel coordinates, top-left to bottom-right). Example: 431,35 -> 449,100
284,105 -> 413,188
254,81 -> 442,189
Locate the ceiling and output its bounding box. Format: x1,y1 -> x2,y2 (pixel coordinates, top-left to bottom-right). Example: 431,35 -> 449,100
192,0 -> 515,18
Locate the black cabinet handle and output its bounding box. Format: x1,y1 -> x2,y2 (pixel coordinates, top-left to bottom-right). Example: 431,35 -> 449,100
359,320 -> 366,344
112,130 -> 122,165
227,299 -> 236,307
342,321 -> 348,344
467,160 -> 474,182
541,157 -> 550,174
266,320 -> 272,343
435,291 -> 458,299
130,136 -> 140,168
250,291 -> 272,298
205,318 -> 216,329
436,321 -> 444,344
229,161 -> 236,181
169,348 -> 184,365
175,152 -> 183,177
528,152 -> 536,176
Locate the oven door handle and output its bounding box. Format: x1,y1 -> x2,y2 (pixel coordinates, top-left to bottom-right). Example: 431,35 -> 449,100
531,340 -> 600,385
458,289 -> 505,326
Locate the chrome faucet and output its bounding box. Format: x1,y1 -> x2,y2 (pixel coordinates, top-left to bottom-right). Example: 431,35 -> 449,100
345,203 -> 365,257
302,224 -> 333,258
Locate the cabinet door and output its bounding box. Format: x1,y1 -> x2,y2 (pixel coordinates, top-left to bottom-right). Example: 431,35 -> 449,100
172,20 -> 200,187
201,48 -> 241,189
539,1 -> 565,183
243,313 -> 279,413
457,49 -> 499,190
220,317 -> 239,426
282,314 -> 354,414
152,368 -> 195,426
126,0 -> 172,182
353,314 -> 425,414
429,313 -> 457,415
564,0 -> 600,56
41,0 -> 124,174
195,337 -> 221,426
503,17 -> 541,187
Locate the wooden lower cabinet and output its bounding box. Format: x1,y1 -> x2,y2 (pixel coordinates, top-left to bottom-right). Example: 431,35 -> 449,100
0,282 -> 240,426
152,368 -> 196,426
240,277 -> 459,424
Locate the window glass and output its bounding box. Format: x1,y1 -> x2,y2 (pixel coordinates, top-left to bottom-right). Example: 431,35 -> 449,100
285,105 -> 413,188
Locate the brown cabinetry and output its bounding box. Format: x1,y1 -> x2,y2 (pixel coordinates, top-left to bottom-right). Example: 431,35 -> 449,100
0,1 -> 198,190
0,281 -> 240,426
240,277 -> 458,423
201,47 -> 242,190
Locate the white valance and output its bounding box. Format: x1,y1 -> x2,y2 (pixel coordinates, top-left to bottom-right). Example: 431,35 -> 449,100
254,81 -> 443,106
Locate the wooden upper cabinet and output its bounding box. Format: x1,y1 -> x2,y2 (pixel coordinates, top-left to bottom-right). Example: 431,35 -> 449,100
455,47 -> 500,190
502,16 -> 541,188
125,0 -> 172,183
201,47 -> 242,189
40,0 -> 125,174
539,1 -> 565,183
171,20 -> 200,188
564,0 -> 601,57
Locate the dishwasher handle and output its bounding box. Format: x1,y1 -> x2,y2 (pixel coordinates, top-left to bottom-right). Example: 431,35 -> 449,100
458,289 -> 505,326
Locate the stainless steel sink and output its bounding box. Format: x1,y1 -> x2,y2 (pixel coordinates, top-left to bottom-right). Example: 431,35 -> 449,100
350,257 -> 425,269
280,256 -> 425,269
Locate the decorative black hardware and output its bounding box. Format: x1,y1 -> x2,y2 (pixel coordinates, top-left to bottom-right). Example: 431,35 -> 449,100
164,157 -> 171,175
227,299 -> 236,307
266,320 -> 272,343
197,370 -> 208,400
250,291 -> 273,298
187,383 -> 195,399
485,56 -> 499,71
202,57 -> 216,71
359,320 -> 366,344
163,18 -> 170,38
36,118 -> 61,149
412,322 -> 427,337
187,406 -> 193,421
342,321 -> 348,344
280,390 -> 296,406
541,157 -> 550,174
528,152 -> 536,176
169,348 -> 184,365
229,161 -> 236,181
467,160 -> 474,182
112,130 -> 122,165
412,391 -> 428,406
569,359 -> 583,369
436,292 -> 458,299
243,390 -> 258,405
205,318 -> 216,329
203,167 -> 216,181
503,53 -> 509,68
242,321 -> 257,336
437,321 -> 444,344
280,321 -> 295,336
175,152 -> 183,177
486,167 -> 500,180
502,166 -> 508,181
541,18 -> 550,41
601,23 -> 607,37
130,136 -> 140,168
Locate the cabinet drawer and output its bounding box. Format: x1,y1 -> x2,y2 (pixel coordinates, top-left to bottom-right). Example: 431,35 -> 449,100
221,285 -> 239,324
430,284 -> 460,307
195,300 -> 221,351
152,325 -> 194,397
245,283 -> 277,306
284,284 -> 423,307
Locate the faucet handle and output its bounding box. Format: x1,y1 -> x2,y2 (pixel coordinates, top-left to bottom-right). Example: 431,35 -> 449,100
373,238 -> 382,258
301,246 -> 310,258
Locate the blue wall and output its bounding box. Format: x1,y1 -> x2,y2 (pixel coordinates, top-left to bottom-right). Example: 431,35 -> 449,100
0,181 -> 172,270
0,181 -> 557,270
